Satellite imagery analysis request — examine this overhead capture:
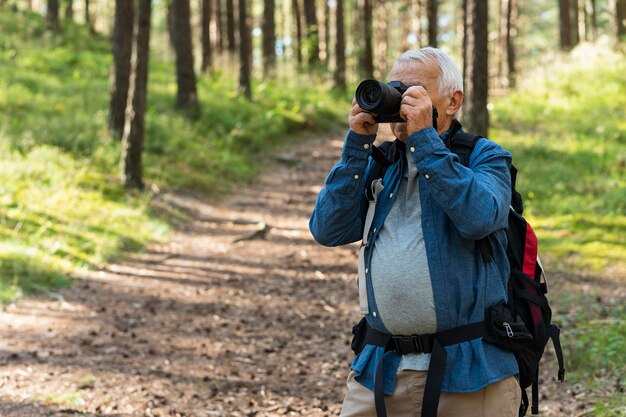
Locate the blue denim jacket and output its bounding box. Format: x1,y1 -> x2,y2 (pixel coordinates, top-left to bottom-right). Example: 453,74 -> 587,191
310,125 -> 519,394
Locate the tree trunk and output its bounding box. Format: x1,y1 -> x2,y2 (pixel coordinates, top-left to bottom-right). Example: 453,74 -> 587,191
578,0 -> 587,41
238,0 -> 252,98
47,0 -> 60,33
201,0 -> 213,71
427,0 -> 438,47
617,0 -> 626,42
215,0 -> 224,53
292,0 -> 303,65
65,0 -> 73,20
559,0 -> 573,50
303,0 -> 319,66
226,0 -> 236,53
571,0 -> 580,46
84,0 -> 94,34
463,0 -> 489,135
262,0 -> 276,78
121,0 -> 152,190
334,0 -> 346,89
172,0 -> 199,114
359,0 -> 373,79
506,0 -> 517,88
109,0 -> 135,139
413,0 -> 423,48
323,0 -> 330,66
590,0 -> 598,40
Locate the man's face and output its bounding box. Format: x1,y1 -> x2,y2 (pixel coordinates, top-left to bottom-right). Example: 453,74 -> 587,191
388,60 -> 450,140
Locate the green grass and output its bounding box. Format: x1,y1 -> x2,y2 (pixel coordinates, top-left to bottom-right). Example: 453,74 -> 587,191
491,43 -> 626,274
491,43 -> 626,415
0,6 -> 348,301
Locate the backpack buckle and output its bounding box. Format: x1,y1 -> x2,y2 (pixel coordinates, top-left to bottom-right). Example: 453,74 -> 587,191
392,336 -> 419,354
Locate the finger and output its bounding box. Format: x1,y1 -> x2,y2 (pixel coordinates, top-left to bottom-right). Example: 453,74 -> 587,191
403,85 -> 428,99
354,112 -> 377,125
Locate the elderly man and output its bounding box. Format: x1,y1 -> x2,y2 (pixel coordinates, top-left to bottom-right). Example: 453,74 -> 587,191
310,48 -> 520,417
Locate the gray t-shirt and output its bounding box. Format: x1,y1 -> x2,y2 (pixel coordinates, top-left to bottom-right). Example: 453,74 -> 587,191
370,151 -> 437,370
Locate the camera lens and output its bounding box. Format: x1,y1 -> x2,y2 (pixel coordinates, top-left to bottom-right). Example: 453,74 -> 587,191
355,79 -> 403,117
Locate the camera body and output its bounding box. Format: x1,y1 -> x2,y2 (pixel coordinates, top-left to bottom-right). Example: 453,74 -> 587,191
355,79 -> 438,127
355,79 -> 408,123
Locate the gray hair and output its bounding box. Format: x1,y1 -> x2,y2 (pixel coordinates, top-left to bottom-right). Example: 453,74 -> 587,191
393,47 -> 463,96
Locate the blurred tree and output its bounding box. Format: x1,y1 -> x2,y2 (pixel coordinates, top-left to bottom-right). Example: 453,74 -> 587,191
292,0 -> 303,65
121,0 -> 152,190
589,0 -> 598,40
215,0 -> 224,53
84,0 -> 94,34
359,0 -> 374,78
577,0 -> 587,41
616,0 -> 626,41
226,0 -> 236,53
46,0 -> 60,32
559,0 -> 573,50
571,0 -> 580,46
334,0 -> 346,89
64,0 -> 73,20
303,0 -> 320,66
262,0 -> 276,78
172,0 -> 199,114
109,0 -> 135,139
427,0 -> 438,47
239,0 -> 252,98
463,0 -> 489,135
201,0 -> 213,71
323,0 -> 330,66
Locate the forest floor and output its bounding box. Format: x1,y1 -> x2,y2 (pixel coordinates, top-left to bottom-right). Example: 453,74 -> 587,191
0,129 -> 618,417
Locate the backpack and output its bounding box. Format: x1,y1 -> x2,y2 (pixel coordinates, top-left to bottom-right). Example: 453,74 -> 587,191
356,121 -> 565,417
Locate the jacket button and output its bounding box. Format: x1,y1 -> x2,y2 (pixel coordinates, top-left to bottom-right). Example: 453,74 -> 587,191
425,174 -> 431,180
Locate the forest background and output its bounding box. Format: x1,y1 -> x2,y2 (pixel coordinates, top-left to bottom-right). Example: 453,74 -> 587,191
0,0 -> 624,415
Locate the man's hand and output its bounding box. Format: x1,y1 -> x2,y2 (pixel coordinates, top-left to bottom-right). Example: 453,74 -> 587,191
349,98 -> 378,136
399,86 -> 434,138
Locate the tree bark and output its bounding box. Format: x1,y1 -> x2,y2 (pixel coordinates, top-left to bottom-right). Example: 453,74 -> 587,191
323,0 -> 330,66
121,0 -> 152,190
109,0 -> 135,139
617,0 -> 626,42
427,0 -> 438,47
359,0 -> 374,79
506,0 -> 517,88
463,0 -> 489,135
590,0 -> 598,40
292,0 -> 303,65
578,0 -> 587,42
226,0 -> 236,53
47,0 -> 60,33
215,0 -> 224,53
559,0 -> 573,50
172,0 -> 199,114
571,0 -> 580,46
334,0 -> 346,89
238,0 -> 252,98
201,0 -> 213,71
84,0 -> 94,34
303,0 -> 320,66
65,0 -> 73,20
262,0 -> 276,78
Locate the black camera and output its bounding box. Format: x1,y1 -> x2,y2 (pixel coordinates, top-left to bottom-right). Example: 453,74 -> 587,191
355,79 -> 438,127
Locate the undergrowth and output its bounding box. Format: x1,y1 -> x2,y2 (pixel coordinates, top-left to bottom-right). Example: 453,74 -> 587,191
0,6 -> 348,301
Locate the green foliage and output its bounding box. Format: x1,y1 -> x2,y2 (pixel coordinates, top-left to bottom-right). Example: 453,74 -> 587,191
0,5 -> 347,302
491,44 -> 626,273
492,44 -> 626,416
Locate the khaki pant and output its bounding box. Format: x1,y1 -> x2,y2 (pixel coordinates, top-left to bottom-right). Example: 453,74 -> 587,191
340,370 -> 521,417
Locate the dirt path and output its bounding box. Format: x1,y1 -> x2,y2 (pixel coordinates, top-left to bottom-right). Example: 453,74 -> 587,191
0,130 -> 602,416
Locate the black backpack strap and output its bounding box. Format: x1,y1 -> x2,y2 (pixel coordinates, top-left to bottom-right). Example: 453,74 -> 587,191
421,322 -> 488,417
365,140 -> 402,201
